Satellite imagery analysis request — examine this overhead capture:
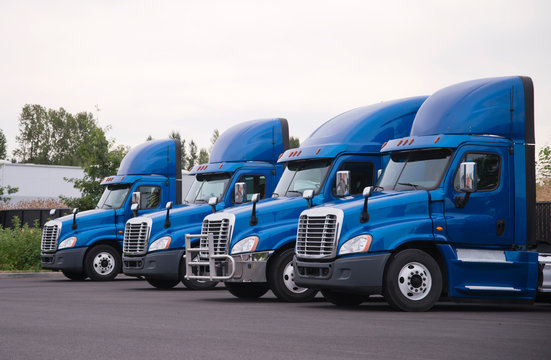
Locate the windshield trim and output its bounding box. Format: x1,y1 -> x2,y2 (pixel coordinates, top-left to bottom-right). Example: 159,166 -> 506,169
185,172 -> 232,204
275,158 -> 333,197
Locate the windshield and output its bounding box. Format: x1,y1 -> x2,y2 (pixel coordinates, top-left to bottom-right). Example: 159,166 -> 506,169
97,184 -> 131,209
273,159 -> 332,197
377,149 -> 452,191
184,173 -> 231,204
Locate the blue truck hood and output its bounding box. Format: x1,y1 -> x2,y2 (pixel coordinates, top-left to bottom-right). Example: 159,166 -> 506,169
319,191 -> 433,253
52,208 -> 116,244
221,196 -> 336,252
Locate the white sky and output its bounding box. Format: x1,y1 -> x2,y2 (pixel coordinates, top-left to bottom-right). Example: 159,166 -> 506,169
1,0 -> 550,157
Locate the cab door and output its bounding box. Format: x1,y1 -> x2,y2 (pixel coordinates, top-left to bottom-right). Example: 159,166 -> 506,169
116,184 -> 164,240
443,144 -> 514,247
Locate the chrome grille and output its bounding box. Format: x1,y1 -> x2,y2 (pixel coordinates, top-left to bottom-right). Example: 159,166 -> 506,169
201,218 -> 231,256
296,214 -> 338,258
41,224 -> 59,252
123,222 -> 149,255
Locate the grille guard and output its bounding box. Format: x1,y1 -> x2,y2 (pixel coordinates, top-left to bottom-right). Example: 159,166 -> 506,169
185,233 -> 236,281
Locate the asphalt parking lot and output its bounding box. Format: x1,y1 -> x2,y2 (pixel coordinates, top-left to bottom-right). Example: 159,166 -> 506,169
1,273 -> 550,360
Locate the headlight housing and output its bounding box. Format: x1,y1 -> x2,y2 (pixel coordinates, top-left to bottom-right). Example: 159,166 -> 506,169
58,237 -> 77,249
149,236 -> 172,252
231,236 -> 259,254
338,234 -> 372,255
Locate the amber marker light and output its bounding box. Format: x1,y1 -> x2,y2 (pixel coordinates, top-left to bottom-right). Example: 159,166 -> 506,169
409,138 -> 414,145
316,148 -> 321,154
118,230 -> 123,234
434,136 -> 441,143
297,150 -> 302,156
381,142 -> 388,149
397,140 -> 403,146
436,226 -> 443,231
219,164 -> 223,169
403,139 -> 409,146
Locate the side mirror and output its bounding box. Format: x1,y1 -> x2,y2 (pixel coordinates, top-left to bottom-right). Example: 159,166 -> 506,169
456,162 -> 477,208
234,182 -> 247,204
164,201 -> 173,228
360,186 -> 373,223
302,189 -> 314,209
131,203 -> 139,218
131,192 -> 141,206
250,193 -> 260,226
335,171 -> 350,197
208,197 -> 218,213
458,162 -> 477,193
377,169 -> 382,179
72,208 -> 79,230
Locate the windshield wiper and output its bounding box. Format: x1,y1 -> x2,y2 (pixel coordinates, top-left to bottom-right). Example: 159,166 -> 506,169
397,182 -> 428,190
286,190 -> 303,196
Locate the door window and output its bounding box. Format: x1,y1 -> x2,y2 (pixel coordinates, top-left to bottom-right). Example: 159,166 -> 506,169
332,162 -> 374,195
453,153 -> 500,192
235,175 -> 267,203
137,185 -> 161,209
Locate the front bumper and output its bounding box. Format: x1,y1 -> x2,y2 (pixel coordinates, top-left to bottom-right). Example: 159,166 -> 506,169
41,247 -> 88,272
293,253 -> 391,295
187,251 -> 273,283
122,249 -> 184,280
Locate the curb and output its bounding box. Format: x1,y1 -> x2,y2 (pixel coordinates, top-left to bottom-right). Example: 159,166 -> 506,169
0,271 -> 65,279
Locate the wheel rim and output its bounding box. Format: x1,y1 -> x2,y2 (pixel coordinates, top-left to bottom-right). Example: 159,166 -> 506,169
397,262 -> 432,301
282,260 -> 308,294
93,251 -> 115,276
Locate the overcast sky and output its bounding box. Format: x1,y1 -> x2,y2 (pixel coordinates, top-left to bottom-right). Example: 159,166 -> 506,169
1,0 -> 550,158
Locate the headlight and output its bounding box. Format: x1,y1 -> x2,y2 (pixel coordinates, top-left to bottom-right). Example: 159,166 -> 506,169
149,236 -> 172,252
231,236 -> 259,254
58,237 -> 77,249
338,234 -> 372,255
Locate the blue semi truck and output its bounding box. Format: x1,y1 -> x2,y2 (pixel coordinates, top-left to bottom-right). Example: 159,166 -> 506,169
185,97 -> 427,301
122,118 -> 289,289
293,76 -> 551,311
41,139 -> 190,281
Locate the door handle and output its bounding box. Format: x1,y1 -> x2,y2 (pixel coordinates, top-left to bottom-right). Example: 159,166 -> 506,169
496,219 -> 506,236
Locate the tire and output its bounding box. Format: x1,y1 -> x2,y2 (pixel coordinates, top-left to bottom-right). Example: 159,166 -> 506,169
383,249 -> 442,312
321,289 -> 367,307
146,277 -> 180,289
224,282 -> 269,299
180,254 -> 218,290
62,270 -> 87,281
84,245 -> 121,281
267,248 -> 318,302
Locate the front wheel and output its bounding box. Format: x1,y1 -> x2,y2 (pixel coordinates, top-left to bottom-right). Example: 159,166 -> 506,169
224,283 -> 269,299
62,270 -> 87,281
321,289 -> 367,307
267,248 -> 318,302
146,277 -> 180,289
383,249 -> 442,312
84,245 -> 121,281
180,256 -> 218,290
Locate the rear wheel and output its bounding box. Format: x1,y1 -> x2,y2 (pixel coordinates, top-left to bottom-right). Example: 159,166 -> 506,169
267,248 -> 317,302
146,277 -> 180,289
321,289 -> 367,306
84,245 -> 121,281
62,270 -> 87,281
383,249 -> 442,312
225,283 -> 269,299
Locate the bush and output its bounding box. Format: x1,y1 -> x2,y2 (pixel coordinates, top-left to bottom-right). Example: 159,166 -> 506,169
0,217 -> 42,271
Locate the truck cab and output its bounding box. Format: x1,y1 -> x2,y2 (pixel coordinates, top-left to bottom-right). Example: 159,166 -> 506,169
294,76 -> 551,311
41,139 -> 186,281
186,97 -> 427,301
122,118 -> 289,289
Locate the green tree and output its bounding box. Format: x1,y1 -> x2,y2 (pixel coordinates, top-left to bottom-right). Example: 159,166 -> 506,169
537,145 -> 551,185
289,136 -> 300,148
187,140 -> 198,168
198,148 -> 209,164
168,130 -> 187,170
209,129 -> 219,152
13,105 -> 109,167
0,128 -> 7,159
146,135 -> 153,141
61,144 -> 129,210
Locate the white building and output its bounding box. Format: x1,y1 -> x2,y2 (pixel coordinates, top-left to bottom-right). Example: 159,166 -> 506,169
0,161 -> 84,204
